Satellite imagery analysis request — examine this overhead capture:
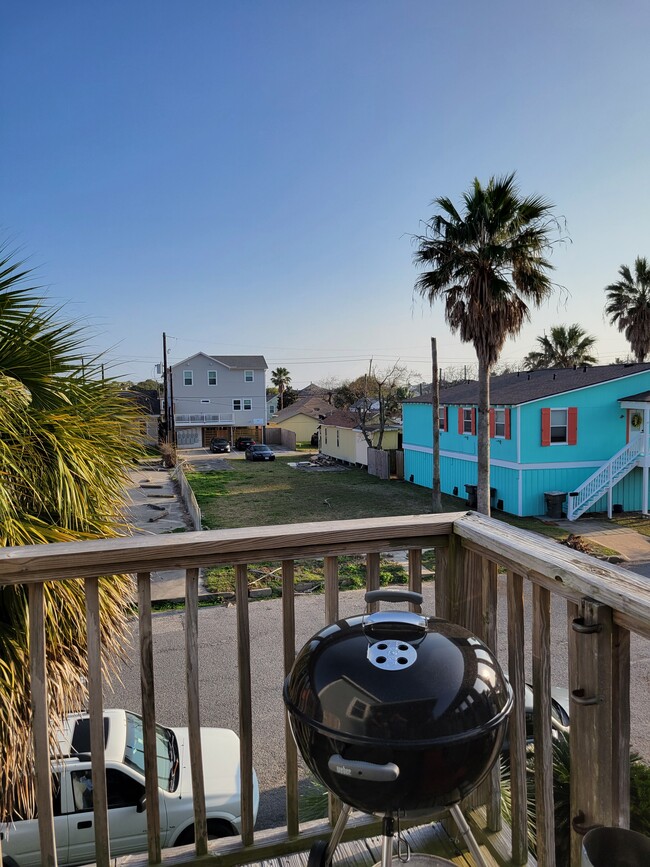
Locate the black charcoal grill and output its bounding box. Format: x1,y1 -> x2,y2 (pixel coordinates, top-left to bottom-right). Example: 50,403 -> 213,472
283,589 -> 513,867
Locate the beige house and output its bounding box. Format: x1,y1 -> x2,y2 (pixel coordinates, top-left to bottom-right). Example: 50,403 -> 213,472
320,409 -> 401,466
267,396 -> 331,443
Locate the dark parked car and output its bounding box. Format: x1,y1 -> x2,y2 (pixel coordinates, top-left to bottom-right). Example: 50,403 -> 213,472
235,436 -> 256,451
245,444 -> 275,462
210,437 -> 231,453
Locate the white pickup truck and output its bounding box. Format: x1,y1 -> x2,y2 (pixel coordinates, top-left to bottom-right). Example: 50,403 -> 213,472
1,709 -> 259,867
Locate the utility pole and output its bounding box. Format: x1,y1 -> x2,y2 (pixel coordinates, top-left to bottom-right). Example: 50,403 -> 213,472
162,332 -> 171,442
431,338 -> 442,512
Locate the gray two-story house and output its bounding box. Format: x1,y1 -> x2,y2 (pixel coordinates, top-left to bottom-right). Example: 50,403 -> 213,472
169,353 -> 268,448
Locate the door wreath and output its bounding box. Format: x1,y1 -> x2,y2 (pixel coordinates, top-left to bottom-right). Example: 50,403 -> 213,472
631,412 -> 643,429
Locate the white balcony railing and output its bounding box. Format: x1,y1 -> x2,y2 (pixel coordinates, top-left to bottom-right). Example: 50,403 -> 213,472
174,412 -> 235,426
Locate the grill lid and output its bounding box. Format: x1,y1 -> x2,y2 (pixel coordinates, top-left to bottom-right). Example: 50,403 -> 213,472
284,591 -> 512,747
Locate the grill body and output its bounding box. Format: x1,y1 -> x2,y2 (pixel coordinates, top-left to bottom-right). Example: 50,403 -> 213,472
284,608 -> 512,818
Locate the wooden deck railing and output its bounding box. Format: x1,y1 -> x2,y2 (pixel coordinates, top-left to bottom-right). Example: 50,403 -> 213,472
1,511 -> 649,867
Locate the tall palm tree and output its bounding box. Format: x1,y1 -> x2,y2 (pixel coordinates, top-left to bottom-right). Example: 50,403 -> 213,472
271,366 -> 291,410
0,248 -> 143,821
413,174 -> 559,515
604,258 -> 650,362
523,324 -> 597,370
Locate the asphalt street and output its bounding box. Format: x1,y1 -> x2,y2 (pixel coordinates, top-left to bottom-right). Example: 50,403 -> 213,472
104,579 -> 650,833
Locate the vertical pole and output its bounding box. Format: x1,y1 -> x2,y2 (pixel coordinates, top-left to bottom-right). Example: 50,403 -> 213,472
162,332 -> 170,441
431,338 -> 442,512
608,462 -> 613,519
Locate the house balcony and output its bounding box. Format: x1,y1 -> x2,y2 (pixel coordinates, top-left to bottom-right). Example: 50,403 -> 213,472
174,412 -> 235,426
1,512 -> 648,866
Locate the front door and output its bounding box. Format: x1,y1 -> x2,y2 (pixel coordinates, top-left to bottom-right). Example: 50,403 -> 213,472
629,409 -> 645,437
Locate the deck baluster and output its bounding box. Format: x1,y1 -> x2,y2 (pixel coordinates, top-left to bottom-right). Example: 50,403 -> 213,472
281,560 -> 299,837
532,584 -> 555,867
506,571 -> 529,866
137,571 -> 162,864
184,567 -> 207,855
235,564 -> 255,846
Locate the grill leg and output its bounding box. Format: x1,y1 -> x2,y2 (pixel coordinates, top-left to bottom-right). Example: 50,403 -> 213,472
449,803 -> 488,867
324,802 -> 352,864
380,815 -> 394,867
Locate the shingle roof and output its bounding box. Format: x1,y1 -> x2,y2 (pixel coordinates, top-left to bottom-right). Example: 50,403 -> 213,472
403,363 -> 650,407
210,355 -> 267,369
320,409 -> 359,429
272,396 -> 332,422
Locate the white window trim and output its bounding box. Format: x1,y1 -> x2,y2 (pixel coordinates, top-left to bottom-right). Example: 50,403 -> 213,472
550,407 -> 569,445
233,399 -> 242,411
462,407 -> 473,434
244,370 -> 254,382
183,370 -> 193,386
243,398 -> 252,411
494,407 -> 506,439
207,370 -> 218,386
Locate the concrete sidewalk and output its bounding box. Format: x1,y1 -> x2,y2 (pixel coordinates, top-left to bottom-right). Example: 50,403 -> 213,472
123,459 -> 203,602
545,516 -> 650,562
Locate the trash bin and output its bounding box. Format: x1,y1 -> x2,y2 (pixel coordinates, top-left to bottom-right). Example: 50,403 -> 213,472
465,484 -> 477,509
544,491 -> 567,519
582,826 -> 650,866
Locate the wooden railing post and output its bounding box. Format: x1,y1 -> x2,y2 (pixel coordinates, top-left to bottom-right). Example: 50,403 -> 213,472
532,584 -> 555,867
235,564 -> 255,846
569,598 -> 627,866
281,560 -> 299,837
507,572 -> 529,865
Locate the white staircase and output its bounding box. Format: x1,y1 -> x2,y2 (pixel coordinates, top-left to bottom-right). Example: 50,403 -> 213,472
567,436 -> 644,520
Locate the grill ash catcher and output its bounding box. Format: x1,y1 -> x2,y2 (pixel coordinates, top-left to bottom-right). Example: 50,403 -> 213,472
283,589 -> 513,867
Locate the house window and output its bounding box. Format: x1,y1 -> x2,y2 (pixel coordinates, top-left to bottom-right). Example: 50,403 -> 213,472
243,398 -> 252,411
550,408 -> 568,443
336,430 -> 340,446
233,399 -> 242,411
438,407 -> 447,431
208,370 -> 217,386
463,408 -> 473,434
325,429 -> 328,444
201,399 -> 210,404
494,408 -> 506,438
244,370 -> 254,382
183,370 -> 193,386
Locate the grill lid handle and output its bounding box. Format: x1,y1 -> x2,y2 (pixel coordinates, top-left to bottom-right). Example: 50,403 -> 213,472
328,755 -> 400,782
364,589 -> 423,606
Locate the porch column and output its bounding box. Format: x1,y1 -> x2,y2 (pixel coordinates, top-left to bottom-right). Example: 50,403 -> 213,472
641,407 -> 650,515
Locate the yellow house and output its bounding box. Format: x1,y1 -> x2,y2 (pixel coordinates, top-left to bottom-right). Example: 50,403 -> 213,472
267,396 -> 331,443
320,409 -> 401,466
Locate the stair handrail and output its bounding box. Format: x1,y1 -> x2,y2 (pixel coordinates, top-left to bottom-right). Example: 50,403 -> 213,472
567,435 -> 643,520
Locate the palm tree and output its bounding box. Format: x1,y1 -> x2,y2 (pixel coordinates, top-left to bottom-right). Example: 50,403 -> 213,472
271,366 -> 291,410
413,174 -> 559,515
604,258 -> 650,362
523,324 -> 597,370
0,248 -> 143,821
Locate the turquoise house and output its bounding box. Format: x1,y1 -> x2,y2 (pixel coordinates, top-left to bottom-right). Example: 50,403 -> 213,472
403,363 -> 650,519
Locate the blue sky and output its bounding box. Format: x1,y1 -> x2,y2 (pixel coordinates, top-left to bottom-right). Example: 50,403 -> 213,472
2,1 -> 649,387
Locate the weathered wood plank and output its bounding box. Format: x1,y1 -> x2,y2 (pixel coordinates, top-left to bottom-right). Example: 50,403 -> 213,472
469,805 -> 538,866
28,583 -> 57,867
408,548 -> 422,611
85,577 -> 111,867
0,514 -> 460,583
366,552 -> 380,612
184,567 -> 207,856
324,556 -> 339,624
454,512 -> 650,638
235,564 -> 255,846
532,584 -> 555,867
481,557 -> 501,832
282,559 -> 299,838
137,571 -> 162,863
506,572 -> 529,866
613,622 -> 631,827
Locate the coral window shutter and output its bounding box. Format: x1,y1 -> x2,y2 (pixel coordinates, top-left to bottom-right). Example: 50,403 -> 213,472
443,406 -> 448,432
541,408 -> 551,446
568,407 -> 578,445
505,408 -> 511,440
471,409 -> 476,436
489,409 -> 495,439
458,407 -> 464,434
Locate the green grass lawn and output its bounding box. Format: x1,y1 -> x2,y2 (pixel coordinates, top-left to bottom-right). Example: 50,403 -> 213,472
186,457 -> 465,530
186,458 -> 617,592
